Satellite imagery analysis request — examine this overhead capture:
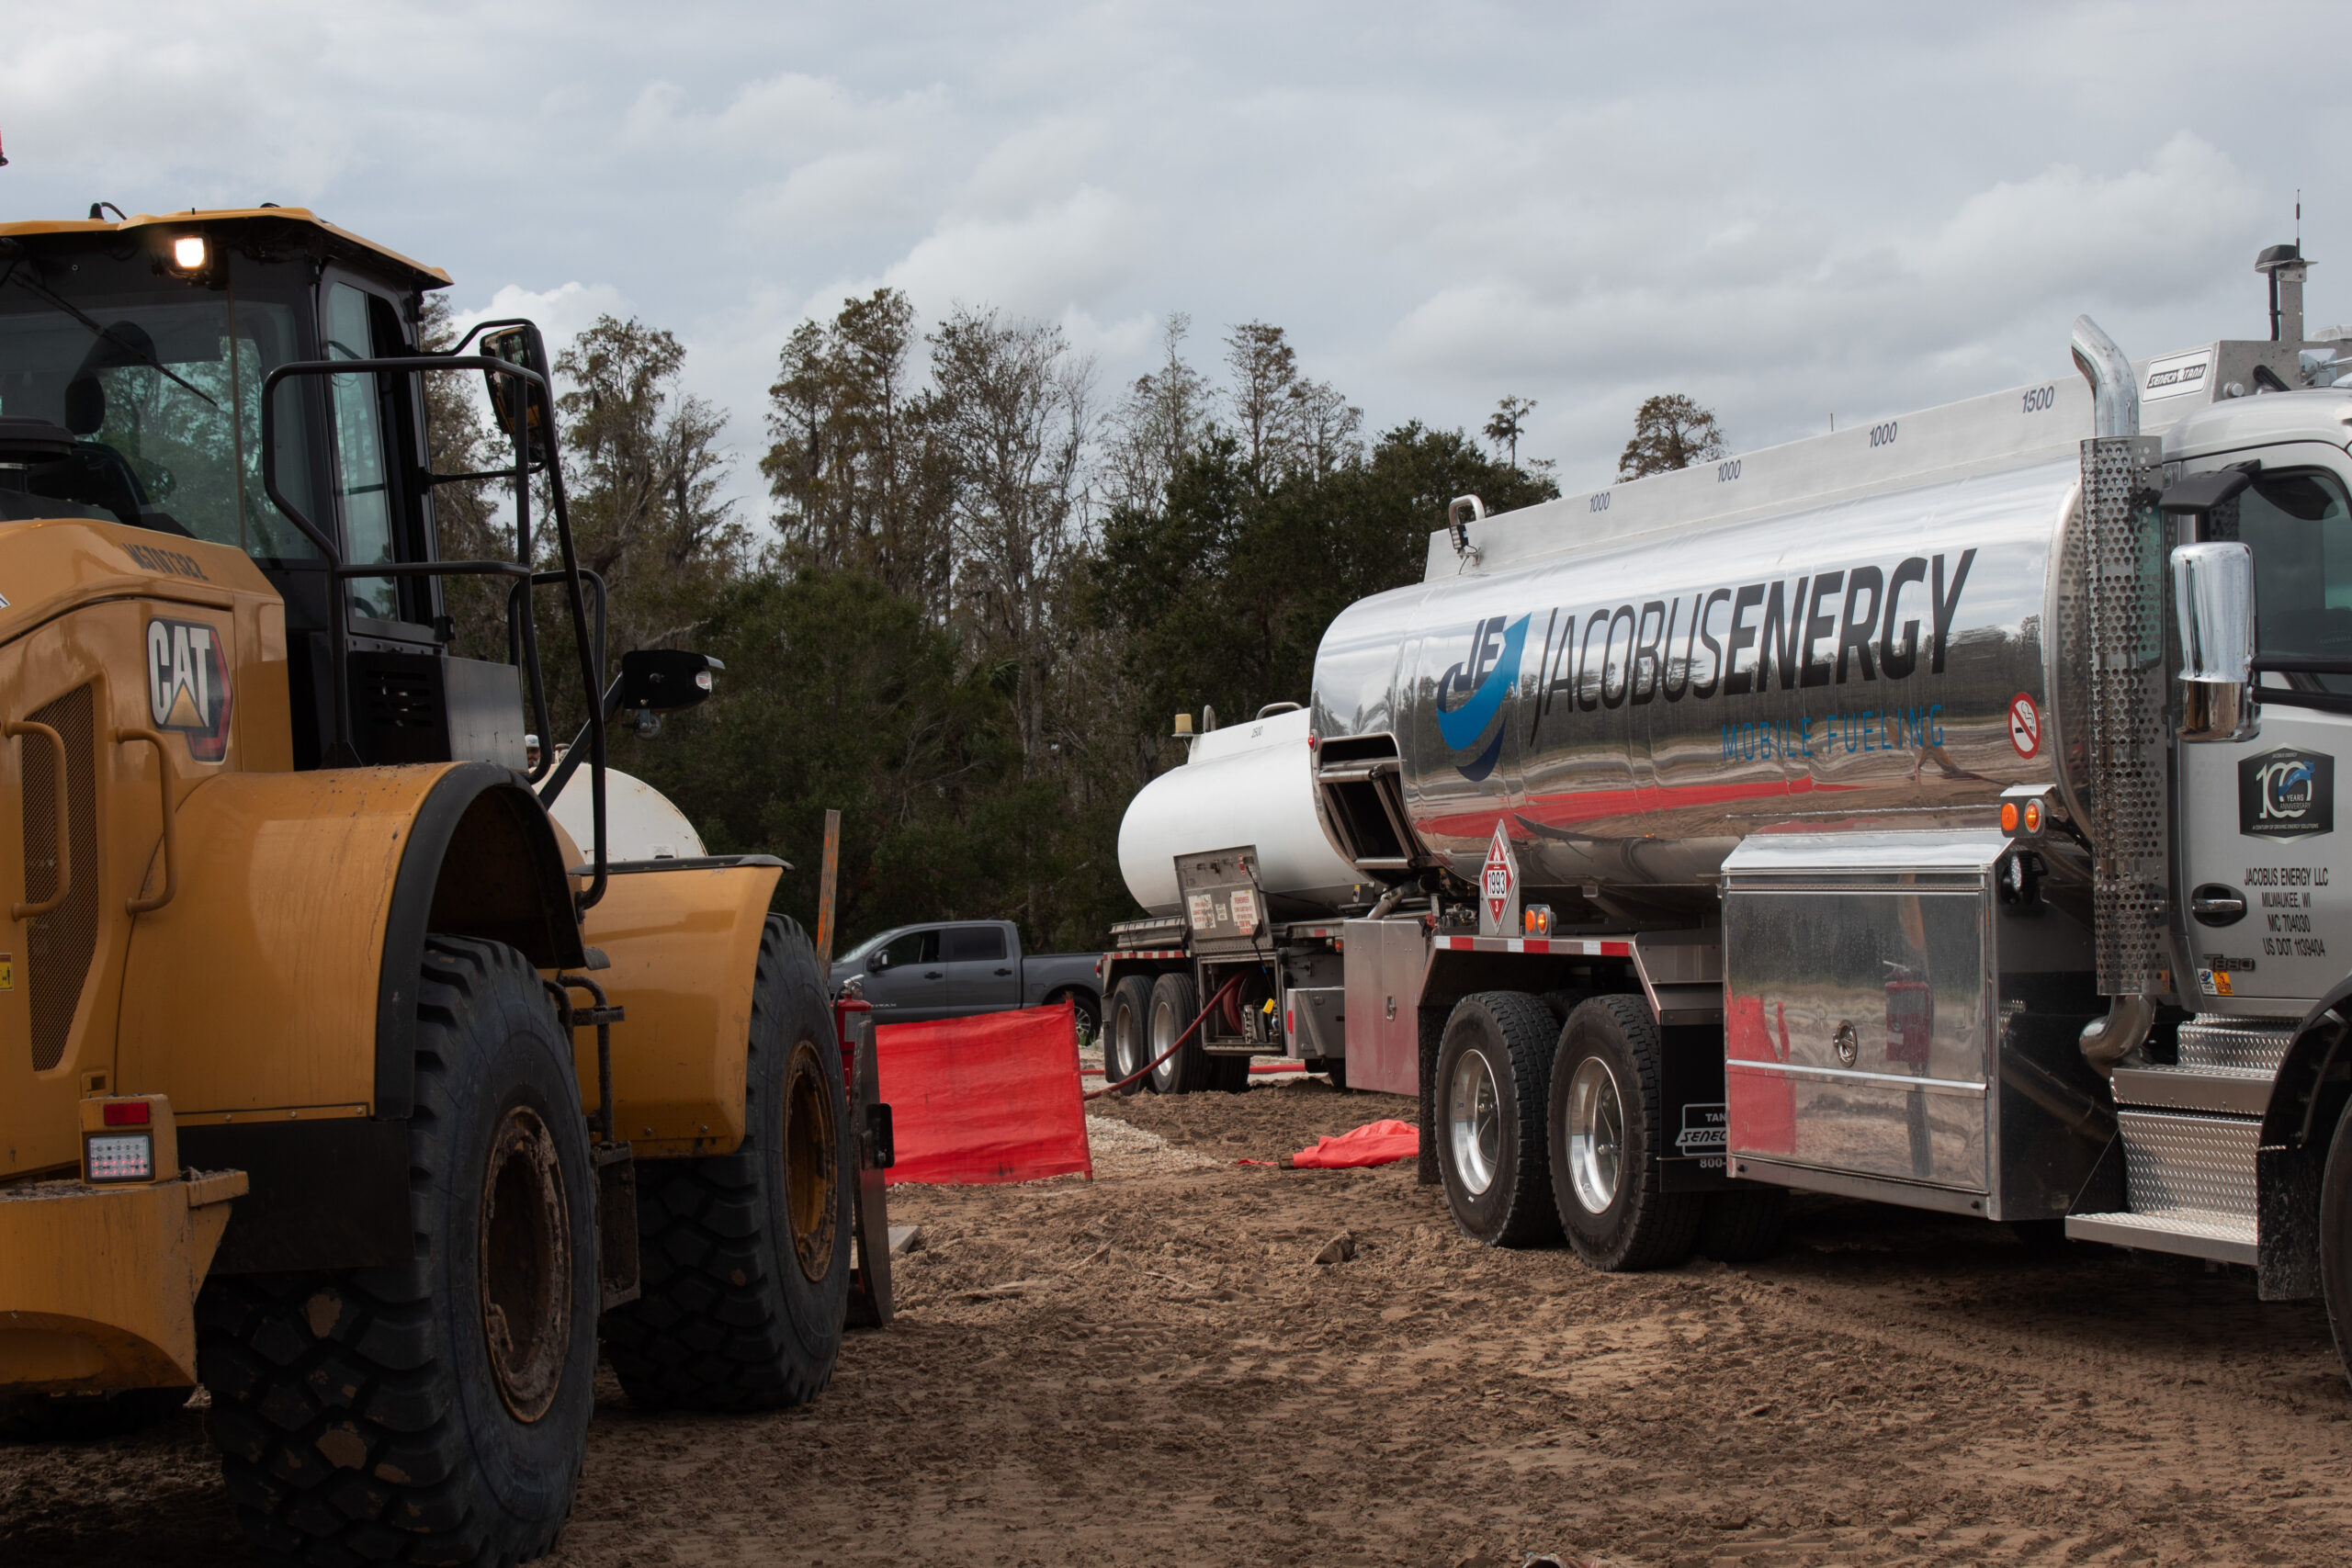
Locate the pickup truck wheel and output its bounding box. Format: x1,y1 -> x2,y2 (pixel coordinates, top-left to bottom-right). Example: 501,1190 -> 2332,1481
1103,976 -> 1157,1095
1148,972 -> 1215,1095
1550,995 -> 1702,1271
1434,992 -> 1561,1247
197,936 -> 595,1568
1049,988 -> 1101,1050
605,916 -> 853,1411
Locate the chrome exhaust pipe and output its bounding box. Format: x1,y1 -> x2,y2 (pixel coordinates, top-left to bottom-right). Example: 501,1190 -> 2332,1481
2071,315 -> 2166,1079
2079,994 -> 2156,1077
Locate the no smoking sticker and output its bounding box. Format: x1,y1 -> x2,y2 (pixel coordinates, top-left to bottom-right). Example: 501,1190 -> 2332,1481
2007,693 -> 2041,759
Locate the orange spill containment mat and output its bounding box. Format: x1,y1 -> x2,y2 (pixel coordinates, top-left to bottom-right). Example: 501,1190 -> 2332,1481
1281,1119 -> 1419,1169
876,1001 -> 1092,1185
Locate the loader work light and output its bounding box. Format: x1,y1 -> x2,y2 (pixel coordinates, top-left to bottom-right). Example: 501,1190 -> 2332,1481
166,233 -> 209,276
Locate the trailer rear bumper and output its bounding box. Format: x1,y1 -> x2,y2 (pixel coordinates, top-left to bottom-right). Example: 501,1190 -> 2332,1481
0,1169 -> 245,1393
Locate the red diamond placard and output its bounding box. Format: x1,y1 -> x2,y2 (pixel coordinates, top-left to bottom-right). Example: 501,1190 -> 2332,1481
1481,820 -> 1520,936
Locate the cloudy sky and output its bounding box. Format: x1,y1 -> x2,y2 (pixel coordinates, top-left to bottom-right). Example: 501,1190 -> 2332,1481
9,1 -> 2347,519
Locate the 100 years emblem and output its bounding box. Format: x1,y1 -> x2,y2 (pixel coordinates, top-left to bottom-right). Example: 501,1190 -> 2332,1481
2241,747 -> 2335,840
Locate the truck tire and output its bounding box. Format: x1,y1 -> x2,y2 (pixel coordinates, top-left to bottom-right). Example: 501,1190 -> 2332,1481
1147,971 -> 1215,1095
1211,1053 -> 1252,1093
1695,1187 -> 1787,1262
605,915 -> 853,1410
1550,995 -> 1702,1270
1433,992 -> 1561,1247
197,936 -> 597,1567
1056,988 -> 1102,1048
2318,1094 -> 2352,1387
1102,975 -> 1157,1095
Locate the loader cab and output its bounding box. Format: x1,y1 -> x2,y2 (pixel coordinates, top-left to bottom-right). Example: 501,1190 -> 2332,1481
0,209 -> 522,771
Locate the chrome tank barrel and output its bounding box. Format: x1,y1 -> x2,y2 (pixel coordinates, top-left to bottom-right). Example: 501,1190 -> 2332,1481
1118,707 -> 1363,915
1311,456 -> 2087,911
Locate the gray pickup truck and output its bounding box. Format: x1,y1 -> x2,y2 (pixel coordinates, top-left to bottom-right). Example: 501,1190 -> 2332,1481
831,919 -> 1102,1036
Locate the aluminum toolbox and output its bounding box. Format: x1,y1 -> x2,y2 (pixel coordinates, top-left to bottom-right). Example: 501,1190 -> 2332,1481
1719,829 -> 2109,1221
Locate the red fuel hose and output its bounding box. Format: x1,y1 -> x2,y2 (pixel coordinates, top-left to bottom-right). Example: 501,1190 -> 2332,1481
1083,974 -> 1246,1100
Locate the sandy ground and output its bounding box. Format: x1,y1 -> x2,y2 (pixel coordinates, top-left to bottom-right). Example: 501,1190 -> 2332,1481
7,1073 -> 2352,1567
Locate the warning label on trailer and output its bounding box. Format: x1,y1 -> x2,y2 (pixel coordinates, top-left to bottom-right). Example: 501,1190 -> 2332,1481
1480,821 -> 1519,936
2007,693 -> 2041,759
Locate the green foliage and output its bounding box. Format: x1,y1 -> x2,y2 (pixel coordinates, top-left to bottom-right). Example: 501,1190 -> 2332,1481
1616,393 -> 1727,480
526,296 -> 1557,957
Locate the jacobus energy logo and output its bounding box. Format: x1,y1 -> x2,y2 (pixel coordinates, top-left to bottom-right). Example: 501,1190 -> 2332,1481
1435,615 -> 1527,781
146,617 -> 233,762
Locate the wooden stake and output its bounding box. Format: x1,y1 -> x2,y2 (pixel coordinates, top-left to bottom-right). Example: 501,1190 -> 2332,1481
815,807 -> 842,964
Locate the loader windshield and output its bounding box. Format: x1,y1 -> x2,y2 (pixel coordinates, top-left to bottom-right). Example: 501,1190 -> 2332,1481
0,249 -> 322,563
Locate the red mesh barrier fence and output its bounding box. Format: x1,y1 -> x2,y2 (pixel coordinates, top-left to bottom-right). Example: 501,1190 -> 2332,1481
876,1000 -> 1092,1185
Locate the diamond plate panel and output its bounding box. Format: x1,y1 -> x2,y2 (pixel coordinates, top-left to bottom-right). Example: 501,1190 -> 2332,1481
2177,1014 -> 2297,1075
2118,1109 -> 2258,1224
2081,435 -> 2168,996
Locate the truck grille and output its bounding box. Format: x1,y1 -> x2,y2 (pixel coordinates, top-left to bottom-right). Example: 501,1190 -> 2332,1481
21,684 -> 98,1072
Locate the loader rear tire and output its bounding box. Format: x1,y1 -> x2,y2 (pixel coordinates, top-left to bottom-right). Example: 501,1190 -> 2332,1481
1102,976 -> 1157,1095
1147,971 -> 1214,1095
1434,992 -> 1562,1248
604,915 -> 853,1410
1550,995 -> 1702,1271
197,936 -> 596,1567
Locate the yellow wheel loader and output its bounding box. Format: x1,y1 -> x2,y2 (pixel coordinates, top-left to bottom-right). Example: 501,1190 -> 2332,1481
0,209 -> 862,1562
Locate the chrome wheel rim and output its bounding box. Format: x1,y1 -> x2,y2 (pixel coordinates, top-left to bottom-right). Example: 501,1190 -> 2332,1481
1111,1003 -> 1141,1082
1446,1048 -> 1501,1195
1148,995 -> 1182,1090
1565,1055 -> 1625,1215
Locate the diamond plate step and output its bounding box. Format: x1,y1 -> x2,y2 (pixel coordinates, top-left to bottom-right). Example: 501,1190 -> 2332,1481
2064,1108 -> 2263,1265
2111,1062 -> 2271,1115
2176,1014 -> 2297,1074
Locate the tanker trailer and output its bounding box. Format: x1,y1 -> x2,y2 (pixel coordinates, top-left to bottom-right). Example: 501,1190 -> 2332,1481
1108,241 -> 2352,1377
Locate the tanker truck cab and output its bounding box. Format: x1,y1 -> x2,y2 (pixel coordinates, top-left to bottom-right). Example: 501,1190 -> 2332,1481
0,209 -> 860,1559
1112,240 -> 2352,1382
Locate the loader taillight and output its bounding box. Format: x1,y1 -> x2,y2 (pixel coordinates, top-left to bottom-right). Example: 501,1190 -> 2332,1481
85,1132 -> 154,1182
102,1100 -> 151,1126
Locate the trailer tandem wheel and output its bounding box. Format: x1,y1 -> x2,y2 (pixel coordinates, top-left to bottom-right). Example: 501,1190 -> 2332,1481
1148,971 -> 1216,1095
1433,992 -> 1562,1247
605,916 -> 854,1410
1103,976 -> 1158,1095
197,936 -> 598,1568
1550,995 -> 1702,1270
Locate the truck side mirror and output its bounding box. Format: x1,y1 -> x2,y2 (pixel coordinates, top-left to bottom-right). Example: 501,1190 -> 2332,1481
617,649 -> 722,716
479,326 -> 553,464
867,950 -> 891,972
2172,540 -> 2258,743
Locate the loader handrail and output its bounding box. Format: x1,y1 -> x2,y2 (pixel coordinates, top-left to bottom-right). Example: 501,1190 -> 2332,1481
257,335 -> 612,912
113,728 -> 178,915
6,720 -> 70,920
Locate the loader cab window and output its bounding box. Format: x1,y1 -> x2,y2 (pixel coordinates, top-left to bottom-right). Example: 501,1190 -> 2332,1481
0,248 -> 322,562
324,280 -> 430,632
2210,470 -> 2352,696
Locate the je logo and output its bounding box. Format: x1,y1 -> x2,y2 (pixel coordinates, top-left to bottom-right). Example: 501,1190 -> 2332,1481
1434,615 -> 1527,782
145,618 -> 232,762
2239,747 -> 2333,840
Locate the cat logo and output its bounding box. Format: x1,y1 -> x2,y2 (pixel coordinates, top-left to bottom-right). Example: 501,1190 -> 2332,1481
145,617 -> 232,762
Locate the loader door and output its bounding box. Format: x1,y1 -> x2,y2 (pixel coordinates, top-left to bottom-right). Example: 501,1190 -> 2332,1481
2175,457 -> 2352,1008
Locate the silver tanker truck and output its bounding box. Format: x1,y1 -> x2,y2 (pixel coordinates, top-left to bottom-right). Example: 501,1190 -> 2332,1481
1102,243 -> 2352,1369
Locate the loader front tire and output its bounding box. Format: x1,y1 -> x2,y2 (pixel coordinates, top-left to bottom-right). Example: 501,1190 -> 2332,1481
604,915 -> 853,1410
198,936 -> 597,1567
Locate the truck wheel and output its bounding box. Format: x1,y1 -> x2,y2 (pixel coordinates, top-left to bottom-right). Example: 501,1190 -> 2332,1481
1212,1054 -> 1252,1094
1433,993 -> 1561,1247
198,936 -> 596,1567
1052,988 -> 1101,1049
1550,995 -> 1702,1270
1148,971 -> 1214,1095
606,916 -> 853,1410
1102,976 -> 1157,1095
1695,1187 -> 1787,1262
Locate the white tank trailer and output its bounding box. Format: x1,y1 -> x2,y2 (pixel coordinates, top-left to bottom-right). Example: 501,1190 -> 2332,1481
1102,243 -> 2352,1369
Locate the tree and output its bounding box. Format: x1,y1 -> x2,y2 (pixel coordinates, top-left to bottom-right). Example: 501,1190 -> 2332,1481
1483,395 -> 1536,468
1224,321 -> 1298,489
1102,313 -> 1213,513
1617,393 -> 1726,479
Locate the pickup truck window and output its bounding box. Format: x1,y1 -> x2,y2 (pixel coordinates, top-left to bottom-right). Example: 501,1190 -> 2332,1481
942,926 -> 1008,962
881,931 -> 939,967
2216,469 -> 2352,695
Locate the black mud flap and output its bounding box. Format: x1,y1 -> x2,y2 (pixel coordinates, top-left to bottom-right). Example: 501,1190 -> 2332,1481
845,1021 -> 896,1328
594,1142 -> 641,1313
